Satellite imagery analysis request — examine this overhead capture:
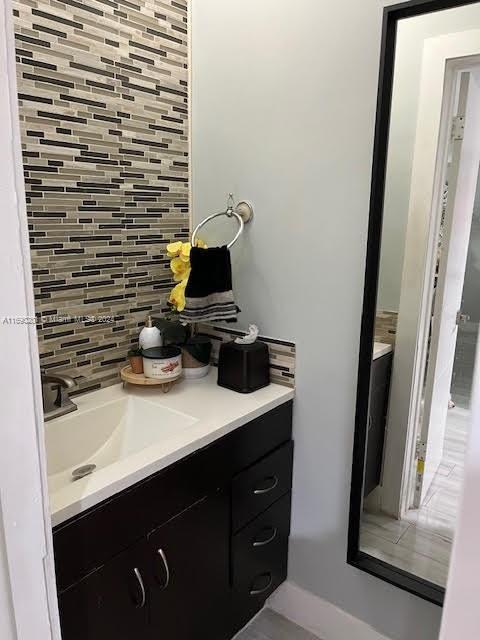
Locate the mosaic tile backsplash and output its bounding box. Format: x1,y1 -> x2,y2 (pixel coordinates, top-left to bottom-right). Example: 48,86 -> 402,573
375,310 -> 398,346
13,0 -> 189,393
198,324 -> 296,389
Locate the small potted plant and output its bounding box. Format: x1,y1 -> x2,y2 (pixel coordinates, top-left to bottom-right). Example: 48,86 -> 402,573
128,346 -> 144,374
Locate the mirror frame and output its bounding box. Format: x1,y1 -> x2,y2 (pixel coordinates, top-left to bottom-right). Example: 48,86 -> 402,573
348,0 -> 480,607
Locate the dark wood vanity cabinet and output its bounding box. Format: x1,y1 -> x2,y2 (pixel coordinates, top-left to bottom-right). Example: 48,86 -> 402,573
54,401 -> 293,640
147,491 -> 230,640
364,353 -> 392,497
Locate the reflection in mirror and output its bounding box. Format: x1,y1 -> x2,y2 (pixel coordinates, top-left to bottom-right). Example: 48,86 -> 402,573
353,2 -> 480,599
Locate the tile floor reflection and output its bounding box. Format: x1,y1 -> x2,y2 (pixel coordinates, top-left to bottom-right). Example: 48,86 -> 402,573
360,406 -> 469,587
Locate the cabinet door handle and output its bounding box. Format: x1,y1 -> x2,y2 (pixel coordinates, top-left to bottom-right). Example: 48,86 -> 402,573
157,548 -> 170,590
253,527 -> 277,547
253,475 -> 279,495
249,573 -> 273,596
133,568 -> 146,608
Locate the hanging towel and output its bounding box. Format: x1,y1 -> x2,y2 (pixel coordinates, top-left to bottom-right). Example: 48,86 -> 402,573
179,246 -> 239,323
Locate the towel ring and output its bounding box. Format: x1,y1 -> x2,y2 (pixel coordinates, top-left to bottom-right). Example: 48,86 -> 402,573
191,195 -> 253,249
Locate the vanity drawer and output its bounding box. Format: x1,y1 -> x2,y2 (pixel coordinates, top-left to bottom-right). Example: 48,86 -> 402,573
231,493 -> 290,629
232,441 -> 293,532
232,492 -> 291,587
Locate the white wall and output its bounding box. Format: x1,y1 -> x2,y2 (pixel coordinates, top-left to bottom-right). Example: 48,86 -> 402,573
191,1 -> 442,638
0,2 -> 59,638
0,512 -> 15,640
377,4 -> 480,311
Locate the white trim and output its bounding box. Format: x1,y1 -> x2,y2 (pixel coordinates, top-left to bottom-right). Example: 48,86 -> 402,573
0,2 -> 59,639
267,581 -> 391,640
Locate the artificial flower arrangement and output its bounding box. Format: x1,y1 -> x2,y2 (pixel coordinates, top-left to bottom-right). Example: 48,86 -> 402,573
163,239 -> 212,378
167,239 -> 206,312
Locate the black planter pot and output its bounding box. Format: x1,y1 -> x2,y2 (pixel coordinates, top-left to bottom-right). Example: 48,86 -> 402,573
183,335 -> 212,365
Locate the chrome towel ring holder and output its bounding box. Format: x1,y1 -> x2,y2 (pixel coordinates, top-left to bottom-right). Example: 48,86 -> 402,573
191,194 -> 254,249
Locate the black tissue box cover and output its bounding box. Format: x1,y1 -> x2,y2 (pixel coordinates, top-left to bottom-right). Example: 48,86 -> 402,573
217,340 -> 270,393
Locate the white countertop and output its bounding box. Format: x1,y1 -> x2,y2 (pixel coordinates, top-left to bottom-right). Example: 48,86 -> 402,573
373,342 -> 393,360
48,371 -> 294,527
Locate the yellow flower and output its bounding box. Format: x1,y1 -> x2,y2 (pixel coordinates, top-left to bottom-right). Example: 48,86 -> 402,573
169,277 -> 188,312
180,242 -> 191,263
170,256 -> 190,282
168,240 -> 206,310
167,241 -> 182,258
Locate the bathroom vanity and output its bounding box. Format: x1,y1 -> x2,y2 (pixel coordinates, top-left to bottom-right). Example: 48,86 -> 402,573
364,344 -> 393,497
49,376 -> 294,640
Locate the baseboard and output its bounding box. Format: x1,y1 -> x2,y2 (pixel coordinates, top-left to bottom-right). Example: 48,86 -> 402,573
267,581 -> 391,640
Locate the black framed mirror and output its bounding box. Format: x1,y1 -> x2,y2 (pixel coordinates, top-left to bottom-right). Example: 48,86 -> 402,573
348,0 -> 480,606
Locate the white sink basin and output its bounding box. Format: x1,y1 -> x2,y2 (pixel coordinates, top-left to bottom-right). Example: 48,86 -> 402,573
45,396 -> 197,493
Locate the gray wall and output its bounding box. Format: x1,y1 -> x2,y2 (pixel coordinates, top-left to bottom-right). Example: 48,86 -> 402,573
451,167 -> 480,406
461,168 -> 480,323
191,1 -> 441,638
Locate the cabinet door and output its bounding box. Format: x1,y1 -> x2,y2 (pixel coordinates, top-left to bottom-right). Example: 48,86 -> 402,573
95,539 -> 150,640
58,570 -> 103,640
364,385 -> 388,496
59,539 -> 150,640
147,491 -> 229,640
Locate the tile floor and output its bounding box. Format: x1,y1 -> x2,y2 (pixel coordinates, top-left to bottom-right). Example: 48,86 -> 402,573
237,609 -> 320,640
360,405 -> 470,587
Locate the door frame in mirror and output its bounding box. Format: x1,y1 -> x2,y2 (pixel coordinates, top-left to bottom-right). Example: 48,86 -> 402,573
347,0 -> 480,607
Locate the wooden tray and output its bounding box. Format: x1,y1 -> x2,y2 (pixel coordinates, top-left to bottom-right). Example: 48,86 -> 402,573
120,365 -> 180,393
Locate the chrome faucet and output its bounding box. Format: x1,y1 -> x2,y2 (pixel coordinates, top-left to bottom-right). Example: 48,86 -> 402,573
41,369 -> 78,421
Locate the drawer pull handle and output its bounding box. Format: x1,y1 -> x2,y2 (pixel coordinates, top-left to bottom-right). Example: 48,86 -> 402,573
250,573 -> 273,596
157,548 -> 170,590
133,568 -> 146,608
253,475 -> 279,495
253,527 -> 278,547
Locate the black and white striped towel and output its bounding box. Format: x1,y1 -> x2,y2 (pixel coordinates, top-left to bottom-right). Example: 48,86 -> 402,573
179,246 -> 239,323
